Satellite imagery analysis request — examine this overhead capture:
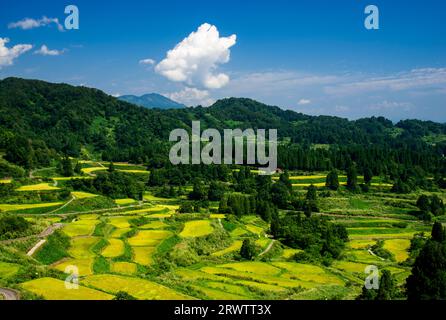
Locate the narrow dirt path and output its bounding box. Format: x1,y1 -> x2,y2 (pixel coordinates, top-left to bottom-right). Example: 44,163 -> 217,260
27,239 -> 46,256
0,288 -> 20,300
368,249 -> 385,261
46,195 -> 76,215
259,239 -> 275,256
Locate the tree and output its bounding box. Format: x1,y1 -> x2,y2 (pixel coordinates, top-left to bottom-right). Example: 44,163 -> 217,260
363,167 -> 373,185
357,270 -> 398,300
189,179 -> 207,201
346,164 -> 358,191
279,171 -> 292,191
61,156 -> 73,177
430,196 -> 445,216
376,270 -> 398,300
74,162 -> 82,175
113,291 -> 136,300
416,195 -> 431,212
240,239 -> 257,260
271,182 -> 290,208
431,222 -> 445,243
207,181 -> 226,201
108,162 -> 115,173
325,170 -> 339,191
406,240 -> 446,300
306,185 -> 317,201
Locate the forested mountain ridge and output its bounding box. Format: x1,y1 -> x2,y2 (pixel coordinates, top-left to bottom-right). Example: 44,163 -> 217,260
0,77 -> 445,174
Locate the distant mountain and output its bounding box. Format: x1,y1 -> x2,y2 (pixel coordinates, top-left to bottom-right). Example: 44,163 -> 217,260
118,93 -> 185,109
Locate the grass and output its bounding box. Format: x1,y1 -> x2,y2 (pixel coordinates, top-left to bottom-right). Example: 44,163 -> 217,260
246,224 -> 264,235
192,285 -> 249,300
82,274 -> 192,300
21,277 -> 113,300
0,261 -> 20,279
0,202 -> 63,212
383,239 -> 411,262
179,220 -> 213,238
34,231 -> 70,265
101,239 -> 125,258
282,248 -> 302,258
212,240 -> 243,257
16,183 -> 60,191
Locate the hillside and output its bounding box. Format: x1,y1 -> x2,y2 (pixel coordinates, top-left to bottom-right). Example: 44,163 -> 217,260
118,93 -> 185,109
0,77 -> 445,173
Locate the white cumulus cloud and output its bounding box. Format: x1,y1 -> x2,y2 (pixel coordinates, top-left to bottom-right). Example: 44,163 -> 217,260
139,58 -> 156,65
0,38 -> 32,69
8,16 -> 64,31
34,45 -> 65,56
298,99 -> 311,105
156,23 -> 236,89
166,87 -> 215,107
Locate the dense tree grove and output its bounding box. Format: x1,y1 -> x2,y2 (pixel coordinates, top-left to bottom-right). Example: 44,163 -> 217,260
68,171 -> 144,199
270,214 -> 348,261
406,223 -> 446,300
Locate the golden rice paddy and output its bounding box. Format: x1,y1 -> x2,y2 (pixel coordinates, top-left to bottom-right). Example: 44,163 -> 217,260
20,277 -> 113,300
17,183 -> 60,191
82,274 -> 192,300
180,220 -> 213,238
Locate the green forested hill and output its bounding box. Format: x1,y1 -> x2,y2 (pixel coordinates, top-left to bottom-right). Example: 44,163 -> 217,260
0,77 -> 445,174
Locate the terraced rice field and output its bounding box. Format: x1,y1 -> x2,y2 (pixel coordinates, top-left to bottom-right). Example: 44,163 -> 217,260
0,179 -> 11,184
71,191 -> 98,199
212,240 -> 243,257
82,274 -> 192,299
139,221 -> 167,229
17,183 -> 60,191
101,239 -> 125,258
383,239 -> 411,262
81,167 -> 107,174
68,237 -> 98,258
132,246 -> 156,265
0,202 -> 63,212
53,258 -> 95,276
108,216 -> 132,229
115,198 -> 137,205
21,277 -> 113,300
63,219 -> 98,237
111,262 -> 137,274
128,230 -> 172,246
180,220 -> 213,238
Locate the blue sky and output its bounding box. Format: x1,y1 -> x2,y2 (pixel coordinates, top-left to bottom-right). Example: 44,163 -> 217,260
0,0 -> 445,121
